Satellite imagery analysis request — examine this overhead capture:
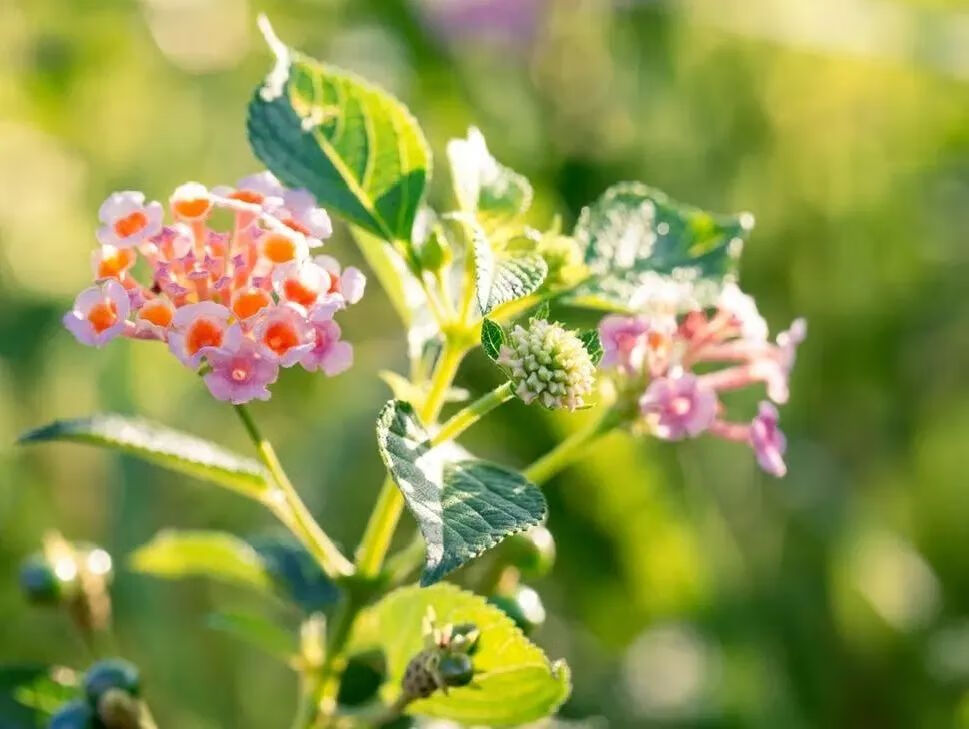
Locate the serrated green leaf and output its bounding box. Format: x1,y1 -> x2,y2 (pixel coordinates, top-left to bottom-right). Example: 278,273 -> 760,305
375,401 -> 546,585
532,300 -> 551,321
481,319 -> 505,362
248,18 -> 430,249
130,530 -> 275,594
578,330 -> 603,366
447,127 -> 532,227
566,182 -> 753,312
348,584 -> 570,727
18,415 -> 269,500
474,232 -> 548,314
206,610 -> 296,663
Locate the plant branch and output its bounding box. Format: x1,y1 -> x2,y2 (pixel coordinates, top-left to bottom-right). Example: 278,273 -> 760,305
234,404 -> 354,579
431,381 -> 514,446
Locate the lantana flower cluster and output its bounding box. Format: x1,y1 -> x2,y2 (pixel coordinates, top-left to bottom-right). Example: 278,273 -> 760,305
63,173 -> 365,404
599,284 -> 806,477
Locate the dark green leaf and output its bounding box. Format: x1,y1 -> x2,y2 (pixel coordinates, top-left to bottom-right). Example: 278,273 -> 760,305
578,330 -> 603,366
18,415 -> 269,500
348,584 -> 570,726
567,182 -> 753,312
249,534 -> 340,613
375,401 -> 547,585
480,319 -> 505,362
248,18 -> 430,247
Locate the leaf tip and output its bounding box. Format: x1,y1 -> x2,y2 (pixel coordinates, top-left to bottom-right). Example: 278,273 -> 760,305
256,14 -> 290,102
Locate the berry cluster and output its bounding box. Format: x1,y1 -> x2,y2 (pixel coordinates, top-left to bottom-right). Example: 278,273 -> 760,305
63,173 -> 365,404
599,284 -> 806,477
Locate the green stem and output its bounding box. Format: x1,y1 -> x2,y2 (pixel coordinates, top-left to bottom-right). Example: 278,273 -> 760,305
523,405 -> 625,485
234,405 -> 354,579
354,476 -> 405,578
431,381 -> 514,446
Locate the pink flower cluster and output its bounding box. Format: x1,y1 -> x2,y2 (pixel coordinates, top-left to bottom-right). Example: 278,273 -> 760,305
598,284 -> 805,477
63,173 -> 365,404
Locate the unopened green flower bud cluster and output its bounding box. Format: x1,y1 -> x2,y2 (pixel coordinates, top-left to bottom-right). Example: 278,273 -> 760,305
498,319 -> 596,411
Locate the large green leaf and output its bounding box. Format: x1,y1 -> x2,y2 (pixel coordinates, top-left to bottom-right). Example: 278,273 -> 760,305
18,414 -> 269,500
375,401 -> 547,586
474,231 -> 548,315
566,182 -> 753,312
447,127 -> 532,226
248,18 -> 430,249
348,583 -> 571,727
129,530 -> 275,594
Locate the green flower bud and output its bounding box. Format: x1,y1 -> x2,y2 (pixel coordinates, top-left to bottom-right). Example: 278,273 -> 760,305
401,648 -> 442,700
489,585 -> 546,635
83,659 -> 140,707
49,700 -> 96,729
498,319 -> 596,410
505,526 -> 556,579
437,653 -> 474,688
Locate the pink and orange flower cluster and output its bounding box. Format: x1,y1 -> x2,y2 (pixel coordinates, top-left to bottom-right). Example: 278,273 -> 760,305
63,173 -> 365,404
598,284 -> 805,477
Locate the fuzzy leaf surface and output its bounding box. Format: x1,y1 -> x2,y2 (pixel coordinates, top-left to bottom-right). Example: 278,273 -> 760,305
375,401 -> 546,585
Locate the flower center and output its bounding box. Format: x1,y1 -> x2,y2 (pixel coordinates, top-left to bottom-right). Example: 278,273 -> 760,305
231,365 -> 250,382
172,197 -> 211,220
670,396 -> 693,416
185,318 -> 223,355
616,332 -> 639,352
283,277 -> 320,307
97,247 -> 136,278
230,189 -> 264,205
264,321 -> 299,355
262,233 -> 297,264
232,289 -> 271,320
113,211 -> 148,238
138,300 -> 173,327
86,300 -> 118,333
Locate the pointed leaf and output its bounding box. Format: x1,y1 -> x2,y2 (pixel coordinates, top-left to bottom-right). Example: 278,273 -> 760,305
18,415 -> 269,500
348,583 -> 571,727
248,18 -> 430,249
578,330 -> 603,366
566,182 -> 753,312
249,534 -> 340,612
480,318 -> 505,362
375,401 -> 547,585
206,610 -> 296,663
130,530 -> 275,594
474,232 -> 547,314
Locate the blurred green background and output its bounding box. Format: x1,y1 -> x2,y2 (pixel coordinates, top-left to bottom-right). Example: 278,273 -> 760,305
2,0 -> 968,726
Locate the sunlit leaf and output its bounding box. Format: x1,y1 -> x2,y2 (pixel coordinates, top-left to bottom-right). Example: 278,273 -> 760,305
248,18 -> 430,251
578,330 -> 603,366
375,401 -> 546,585
18,415 -> 269,501
130,530 -> 275,594
474,231 -> 547,315
447,127 -> 532,227
566,182 -> 752,312
348,583 -> 571,727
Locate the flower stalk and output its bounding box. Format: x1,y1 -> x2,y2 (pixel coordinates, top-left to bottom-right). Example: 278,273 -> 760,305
234,404 -> 354,579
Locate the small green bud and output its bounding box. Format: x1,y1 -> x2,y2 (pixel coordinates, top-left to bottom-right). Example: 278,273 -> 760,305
489,585 -> 546,635
497,319 -> 596,410
417,226 -> 452,272
19,554 -> 71,605
49,700 -> 96,729
401,648 -> 442,700
96,688 -> 141,729
83,659 -> 140,707
505,526 -> 556,579
437,653 -> 474,688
